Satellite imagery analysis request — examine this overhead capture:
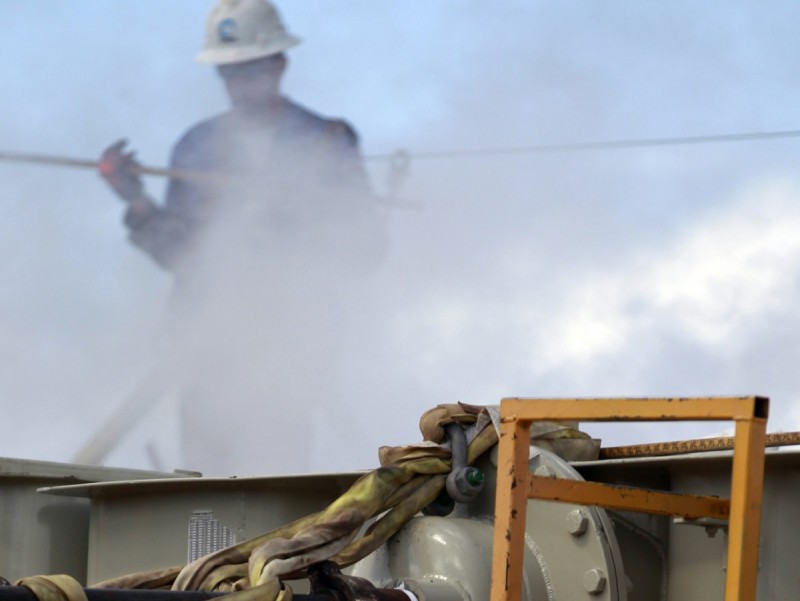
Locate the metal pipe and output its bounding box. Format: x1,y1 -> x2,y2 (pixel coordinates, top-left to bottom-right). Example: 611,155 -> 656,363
0,588 -> 333,601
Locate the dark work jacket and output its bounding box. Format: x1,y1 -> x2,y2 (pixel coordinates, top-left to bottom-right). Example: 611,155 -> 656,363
124,98 -> 382,274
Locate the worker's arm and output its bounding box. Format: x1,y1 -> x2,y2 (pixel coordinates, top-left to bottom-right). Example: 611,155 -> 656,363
98,137 -> 208,271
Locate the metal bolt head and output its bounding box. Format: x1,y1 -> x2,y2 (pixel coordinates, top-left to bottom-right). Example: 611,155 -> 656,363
565,509 -> 589,536
583,568 -> 606,594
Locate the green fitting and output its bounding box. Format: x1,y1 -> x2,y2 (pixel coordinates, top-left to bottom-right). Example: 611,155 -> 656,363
466,468 -> 485,486
422,490 -> 455,516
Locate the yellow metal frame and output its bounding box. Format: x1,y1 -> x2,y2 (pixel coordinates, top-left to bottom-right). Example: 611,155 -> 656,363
490,396 -> 768,601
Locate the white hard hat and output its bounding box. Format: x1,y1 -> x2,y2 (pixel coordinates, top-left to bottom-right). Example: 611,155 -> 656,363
196,0 -> 301,65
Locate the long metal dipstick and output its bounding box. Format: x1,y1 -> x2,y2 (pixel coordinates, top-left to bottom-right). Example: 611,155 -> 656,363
0,150 -> 225,184
0,149 -> 421,208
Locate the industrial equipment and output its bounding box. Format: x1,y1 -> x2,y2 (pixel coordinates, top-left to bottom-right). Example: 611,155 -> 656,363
1,396 -> 797,601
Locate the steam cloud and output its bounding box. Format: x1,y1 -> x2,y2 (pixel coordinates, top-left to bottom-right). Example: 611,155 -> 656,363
2,1 -> 800,474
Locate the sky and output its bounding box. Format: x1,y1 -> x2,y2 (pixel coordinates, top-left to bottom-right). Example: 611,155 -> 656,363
2,1 -> 800,475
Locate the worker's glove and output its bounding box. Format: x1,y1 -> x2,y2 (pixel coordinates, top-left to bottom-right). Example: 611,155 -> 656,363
99,139 -> 145,203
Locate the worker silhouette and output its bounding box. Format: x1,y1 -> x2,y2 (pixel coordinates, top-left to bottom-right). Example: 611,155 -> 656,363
98,0 -> 387,476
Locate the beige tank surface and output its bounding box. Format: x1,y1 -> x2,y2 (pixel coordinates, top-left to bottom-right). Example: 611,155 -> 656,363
347,444 -> 800,601
351,446 -> 628,601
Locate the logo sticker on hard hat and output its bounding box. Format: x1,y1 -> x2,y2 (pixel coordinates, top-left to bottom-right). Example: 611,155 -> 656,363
217,18 -> 239,43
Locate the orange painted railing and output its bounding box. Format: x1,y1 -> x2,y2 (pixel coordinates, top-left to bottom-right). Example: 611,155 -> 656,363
490,396 -> 768,601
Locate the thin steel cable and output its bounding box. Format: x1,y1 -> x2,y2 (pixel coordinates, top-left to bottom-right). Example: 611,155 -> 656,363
364,129 -> 800,162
